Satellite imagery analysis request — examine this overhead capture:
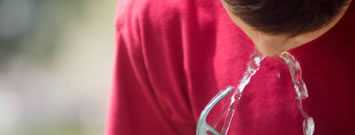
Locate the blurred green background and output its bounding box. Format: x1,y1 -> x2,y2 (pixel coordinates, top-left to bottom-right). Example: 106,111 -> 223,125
0,0 -> 115,135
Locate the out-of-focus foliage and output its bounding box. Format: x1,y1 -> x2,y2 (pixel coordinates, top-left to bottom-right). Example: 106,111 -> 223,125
0,0 -> 86,66
0,0 -> 115,135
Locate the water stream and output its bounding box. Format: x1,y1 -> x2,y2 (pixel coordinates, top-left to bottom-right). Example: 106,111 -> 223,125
280,52 -> 315,135
196,51 -> 315,135
219,52 -> 264,135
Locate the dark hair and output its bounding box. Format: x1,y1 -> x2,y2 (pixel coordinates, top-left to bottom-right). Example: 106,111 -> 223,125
224,0 -> 349,35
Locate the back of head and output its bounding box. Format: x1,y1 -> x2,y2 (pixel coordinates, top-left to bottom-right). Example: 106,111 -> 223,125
224,0 -> 350,35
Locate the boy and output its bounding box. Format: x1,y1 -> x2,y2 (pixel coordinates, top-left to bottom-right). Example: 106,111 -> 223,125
108,0 -> 354,134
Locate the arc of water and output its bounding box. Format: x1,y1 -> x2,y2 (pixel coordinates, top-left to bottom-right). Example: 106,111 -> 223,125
280,52 -> 315,135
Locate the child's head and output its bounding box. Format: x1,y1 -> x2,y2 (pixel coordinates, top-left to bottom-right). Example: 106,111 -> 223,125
222,0 -> 352,55
223,0 -> 349,35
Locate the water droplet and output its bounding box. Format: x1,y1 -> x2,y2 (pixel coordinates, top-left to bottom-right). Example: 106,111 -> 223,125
303,117 -> 315,135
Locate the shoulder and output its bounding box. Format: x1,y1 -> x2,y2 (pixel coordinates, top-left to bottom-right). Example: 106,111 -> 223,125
115,0 -> 220,29
115,0 -> 189,30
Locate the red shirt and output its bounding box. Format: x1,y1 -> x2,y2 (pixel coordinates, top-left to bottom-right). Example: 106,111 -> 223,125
107,0 -> 355,134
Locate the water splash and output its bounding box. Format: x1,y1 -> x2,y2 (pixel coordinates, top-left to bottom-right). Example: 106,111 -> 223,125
196,51 -> 315,135
280,52 -> 315,135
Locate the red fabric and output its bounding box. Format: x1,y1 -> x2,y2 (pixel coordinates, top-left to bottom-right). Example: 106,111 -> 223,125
107,0 -> 355,134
